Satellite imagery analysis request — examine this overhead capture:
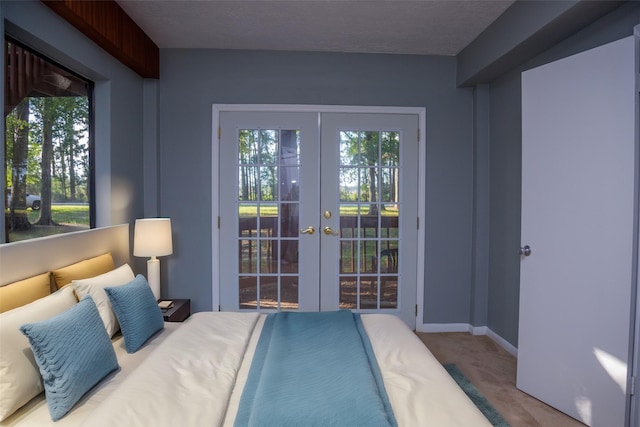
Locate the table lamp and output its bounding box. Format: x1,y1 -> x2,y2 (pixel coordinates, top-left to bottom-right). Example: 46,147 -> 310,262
133,218 -> 173,300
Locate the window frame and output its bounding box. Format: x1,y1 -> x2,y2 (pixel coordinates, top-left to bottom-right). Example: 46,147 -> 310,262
3,35 -> 95,243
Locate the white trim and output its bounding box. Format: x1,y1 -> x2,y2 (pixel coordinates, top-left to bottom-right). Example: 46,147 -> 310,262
418,323 -> 474,334
211,104 -> 426,321
416,109 -> 426,331
211,105 -> 221,312
213,104 -> 424,115
418,322 -> 518,358
486,327 -> 518,357
470,325 -> 488,336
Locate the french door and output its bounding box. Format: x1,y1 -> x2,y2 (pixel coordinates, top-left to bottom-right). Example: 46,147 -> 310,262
216,107 -> 420,327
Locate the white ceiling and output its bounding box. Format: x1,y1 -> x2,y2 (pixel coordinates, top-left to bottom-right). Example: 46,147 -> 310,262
116,0 -> 515,56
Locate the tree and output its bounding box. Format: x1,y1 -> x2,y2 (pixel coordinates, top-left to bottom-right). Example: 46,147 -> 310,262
59,97 -> 88,201
259,130 -> 278,201
30,96 -> 88,207
381,131 -> 400,209
34,97 -> 56,225
239,130 -> 259,201
7,99 -> 31,230
363,131 -> 379,215
340,130 -> 380,215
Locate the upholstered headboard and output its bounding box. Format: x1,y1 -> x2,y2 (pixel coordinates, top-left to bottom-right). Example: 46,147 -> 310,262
0,224 -> 130,287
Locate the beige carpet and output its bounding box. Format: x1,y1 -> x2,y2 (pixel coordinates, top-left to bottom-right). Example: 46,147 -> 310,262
416,332 -> 586,427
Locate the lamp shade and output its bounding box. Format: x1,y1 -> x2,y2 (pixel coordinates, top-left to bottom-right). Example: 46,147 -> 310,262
133,218 -> 173,257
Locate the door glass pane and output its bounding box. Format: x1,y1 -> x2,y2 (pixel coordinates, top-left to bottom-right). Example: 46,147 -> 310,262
239,276 -> 257,309
238,239 -> 257,273
339,167 -> 358,202
379,240 -> 398,272
338,129 -> 400,310
380,277 -> 398,309
359,240 -> 377,274
236,128 -> 300,310
238,203 -> 258,237
259,275 -> 278,308
239,130 -> 259,164
259,130 -> 278,164
280,167 -> 300,201
259,203 -> 278,238
339,276 -> 357,309
259,239 -> 277,272
281,240 -> 298,271
360,276 -> 378,309
340,131 -> 360,166
381,131 -> 400,166
281,276 -> 299,309
260,166 -> 277,201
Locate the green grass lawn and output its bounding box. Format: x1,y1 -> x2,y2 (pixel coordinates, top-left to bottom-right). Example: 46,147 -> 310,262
7,204 -> 89,242
26,204 -> 90,225
238,204 -> 399,217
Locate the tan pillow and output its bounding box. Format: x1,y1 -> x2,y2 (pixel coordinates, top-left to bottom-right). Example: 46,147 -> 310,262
0,272 -> 51,314
51,253 -> 115,290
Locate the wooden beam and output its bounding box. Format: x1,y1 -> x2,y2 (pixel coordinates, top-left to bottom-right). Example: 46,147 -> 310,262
41,0 -> 159,79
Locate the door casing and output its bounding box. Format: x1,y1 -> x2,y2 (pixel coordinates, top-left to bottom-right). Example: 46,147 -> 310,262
211,104 -> 426,328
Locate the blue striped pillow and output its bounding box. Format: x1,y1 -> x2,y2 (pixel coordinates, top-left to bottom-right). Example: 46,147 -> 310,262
105,275 -> 164,353
19,296 -> 118,421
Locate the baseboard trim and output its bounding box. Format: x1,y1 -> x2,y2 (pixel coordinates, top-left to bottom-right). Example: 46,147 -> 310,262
418,322 -> 518,358
417,323 -> 474,333
486,328 -> 518,357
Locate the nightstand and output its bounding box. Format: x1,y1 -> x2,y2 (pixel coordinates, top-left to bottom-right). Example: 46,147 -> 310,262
160,299 -> 191,322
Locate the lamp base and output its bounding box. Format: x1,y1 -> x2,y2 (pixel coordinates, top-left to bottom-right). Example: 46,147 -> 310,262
147,257 -> 161,300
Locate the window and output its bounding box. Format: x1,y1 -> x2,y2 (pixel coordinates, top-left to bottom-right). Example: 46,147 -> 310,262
4,38 -> 93,242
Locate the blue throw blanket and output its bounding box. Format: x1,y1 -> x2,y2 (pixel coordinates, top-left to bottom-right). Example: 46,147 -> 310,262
234,311 -> 397,427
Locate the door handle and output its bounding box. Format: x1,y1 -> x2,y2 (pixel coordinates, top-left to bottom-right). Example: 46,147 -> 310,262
323,226 -> 339,236
300,226 -> 315,235
519,245 -> 532,256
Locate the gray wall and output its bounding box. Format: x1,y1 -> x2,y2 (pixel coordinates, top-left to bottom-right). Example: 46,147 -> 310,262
3,0 -> 483,327
158,50 -> 478,319
486,1 -> 640,346
5,0 -> 638,348
1,1 -> 146,265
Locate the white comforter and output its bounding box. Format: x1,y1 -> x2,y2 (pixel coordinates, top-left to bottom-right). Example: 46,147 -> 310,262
82,312 -> 491,427
82,312 -> 260,426
6,312 -> 491,427
1,323 -> 182,427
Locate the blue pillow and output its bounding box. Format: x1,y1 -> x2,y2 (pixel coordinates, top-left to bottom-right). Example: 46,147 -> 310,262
19,296 -> 118,421
105,275 -> 164,353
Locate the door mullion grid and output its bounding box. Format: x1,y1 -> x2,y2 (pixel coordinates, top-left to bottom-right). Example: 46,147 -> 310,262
275,128 -> 281,311
376,131 -> 383,310
223,111 -> 417,328
256,128 -> 263,309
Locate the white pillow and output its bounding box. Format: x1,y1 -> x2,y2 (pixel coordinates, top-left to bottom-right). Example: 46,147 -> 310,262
72,264 -> 135,337
0,286 -> 77,421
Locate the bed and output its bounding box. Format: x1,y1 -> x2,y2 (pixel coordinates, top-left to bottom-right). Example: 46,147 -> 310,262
0,225 -> 492,427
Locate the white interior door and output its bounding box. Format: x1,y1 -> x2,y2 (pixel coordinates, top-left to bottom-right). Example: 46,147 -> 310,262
518,36 -> 637,426
217,108 -> 420,328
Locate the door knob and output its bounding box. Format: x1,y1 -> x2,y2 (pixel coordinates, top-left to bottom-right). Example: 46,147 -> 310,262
300,226 -> 315,235
519,245 -> 532,256
323,226 -> 339,236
